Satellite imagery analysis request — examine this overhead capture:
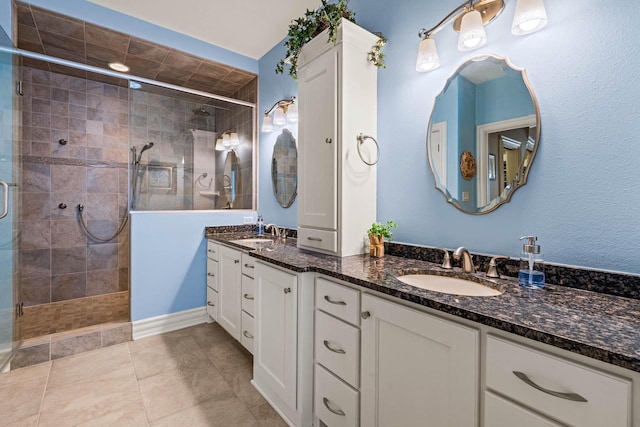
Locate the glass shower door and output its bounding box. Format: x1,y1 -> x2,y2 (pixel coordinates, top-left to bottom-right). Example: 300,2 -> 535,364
0,49 -> 21,370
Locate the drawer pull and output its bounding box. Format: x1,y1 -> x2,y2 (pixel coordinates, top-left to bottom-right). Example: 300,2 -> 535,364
307,237 -> 322,242
207,301 -> 215,307
208,249 -> 216,253
323,340 -> 346,354
243,293 -> 254,300
244,263 -> 254,268
323,295 -> 346,305
243,330 -> 254,339
207,272 -> 215,277
207,257 -> 216,261
513,371 -> 588,402
322,397 -> 345,416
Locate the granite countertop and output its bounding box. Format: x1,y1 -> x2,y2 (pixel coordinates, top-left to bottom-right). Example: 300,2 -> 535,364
206,232 -> 640,373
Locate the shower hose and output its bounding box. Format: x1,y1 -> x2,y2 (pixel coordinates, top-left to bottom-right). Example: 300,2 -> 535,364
77,204 -> 128,242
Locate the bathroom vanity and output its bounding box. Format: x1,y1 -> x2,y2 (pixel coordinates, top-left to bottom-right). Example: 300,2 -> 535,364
204,230 -> 640,427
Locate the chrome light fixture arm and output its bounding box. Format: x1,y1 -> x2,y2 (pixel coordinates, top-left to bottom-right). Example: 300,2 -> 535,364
418,0 -> 472,39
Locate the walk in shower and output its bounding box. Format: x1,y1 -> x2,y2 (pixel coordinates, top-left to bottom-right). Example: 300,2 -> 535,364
0,40 -> 256,368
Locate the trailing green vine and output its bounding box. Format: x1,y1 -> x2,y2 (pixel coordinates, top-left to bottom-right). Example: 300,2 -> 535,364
275,0 -> 386,79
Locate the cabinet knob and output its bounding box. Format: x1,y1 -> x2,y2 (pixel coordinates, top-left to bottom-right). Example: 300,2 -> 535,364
325,138 -> 332,144
284,287 -> 292,294
234,259 -> 240,264
361,311 -> 371,319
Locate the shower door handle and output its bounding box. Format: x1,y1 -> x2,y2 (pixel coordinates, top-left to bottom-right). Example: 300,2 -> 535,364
0,181 -> 18,220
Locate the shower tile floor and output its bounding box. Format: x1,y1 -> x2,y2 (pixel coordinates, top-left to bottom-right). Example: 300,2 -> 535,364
22,292 -> 130,339
0,323 -> 286,426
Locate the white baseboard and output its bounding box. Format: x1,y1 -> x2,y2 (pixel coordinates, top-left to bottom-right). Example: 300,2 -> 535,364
132,307 -> 207,340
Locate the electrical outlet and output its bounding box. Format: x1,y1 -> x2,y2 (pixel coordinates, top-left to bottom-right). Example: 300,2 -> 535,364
462,192 -> 469,202
243,216 -> 254,224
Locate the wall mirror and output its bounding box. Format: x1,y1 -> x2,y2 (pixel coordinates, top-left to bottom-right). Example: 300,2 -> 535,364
427,55 -> 540,214
271,128 -> 298,208
223,150 -> 240,208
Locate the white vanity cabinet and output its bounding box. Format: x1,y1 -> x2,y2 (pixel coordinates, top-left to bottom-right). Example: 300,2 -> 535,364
296,19 -> 378,257
205,240 -> 219,321
253,261 -> 314,427
360,293 -> 480,427
485,335 -> 631,427
218,245 -> 242,340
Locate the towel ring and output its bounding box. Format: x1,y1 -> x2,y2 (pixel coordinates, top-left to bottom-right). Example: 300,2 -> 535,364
357,133 -> 379,166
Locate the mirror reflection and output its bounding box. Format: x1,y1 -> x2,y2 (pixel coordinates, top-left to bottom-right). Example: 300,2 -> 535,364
223,150 -> 240,208
271,129 -> 298,208
427,55 -> 540,214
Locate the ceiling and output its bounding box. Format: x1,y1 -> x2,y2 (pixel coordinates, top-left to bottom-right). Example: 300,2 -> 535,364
15,1 -> 259,99
87,0 -> 322,59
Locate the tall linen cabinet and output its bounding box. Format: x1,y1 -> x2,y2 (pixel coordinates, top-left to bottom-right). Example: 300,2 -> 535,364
297,19 -> 379,257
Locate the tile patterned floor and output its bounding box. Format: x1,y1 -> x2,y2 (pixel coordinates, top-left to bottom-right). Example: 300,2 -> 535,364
22,292 -> 130,339
0,323 -> 287,426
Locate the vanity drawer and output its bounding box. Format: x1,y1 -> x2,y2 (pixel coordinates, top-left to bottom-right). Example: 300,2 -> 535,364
242,253 -> 255,278
298,227 -> 337,253
486,335 -> 631,427
241,274 -> 255,317
316,278 -> 360,325
206,258 -> 218,291
240,311 -> 254,355
484,391 -> 561,427
315,310 -> 359,388
206,240 -> 219,261
315,364 -> 358,427
206,286 -> 218,320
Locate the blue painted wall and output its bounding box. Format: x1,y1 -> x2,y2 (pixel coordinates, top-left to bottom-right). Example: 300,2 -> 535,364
130,211 -> 254,321
259,0 -> 640,274
0,0 -> 11,46
21,0 -> 257,73
475,71 -> 535,125
257,40 -> 298,228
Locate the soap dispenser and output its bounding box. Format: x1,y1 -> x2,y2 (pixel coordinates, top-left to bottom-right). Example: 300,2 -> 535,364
518,236 -> 545,289
256,215 -> 264,236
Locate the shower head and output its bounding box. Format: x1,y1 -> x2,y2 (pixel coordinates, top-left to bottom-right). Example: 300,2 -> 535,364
134,142 -> 154,165
141,142 -> 154,153
192,107 -> 211,116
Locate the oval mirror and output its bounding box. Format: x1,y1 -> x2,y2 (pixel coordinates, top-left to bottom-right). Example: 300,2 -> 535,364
223,150 -> 240,208
271,129 -> 298,208
427,55 -> 540,214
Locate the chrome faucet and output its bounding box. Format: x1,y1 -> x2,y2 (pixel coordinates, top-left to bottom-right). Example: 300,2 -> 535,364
453,247 -> 475,273
265,224 -> 285,242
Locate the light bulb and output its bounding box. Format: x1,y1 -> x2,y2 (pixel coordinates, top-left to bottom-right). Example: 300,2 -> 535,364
286,103 -> 298,122
512,0 -> 547,35
457,9 -> 487,51
273,107 -> 286,125
416,37 -> 440,72
261,115 -> 273,132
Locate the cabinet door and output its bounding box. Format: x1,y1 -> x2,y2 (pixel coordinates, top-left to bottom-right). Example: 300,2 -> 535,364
218,246 -> 242,340
298,49 -> 337,230
255,263 -> 298,410
361,294 -> 479,427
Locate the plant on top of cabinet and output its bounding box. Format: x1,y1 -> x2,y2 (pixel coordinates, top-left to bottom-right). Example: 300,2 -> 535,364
275,0 -> 386,79
368,220 -> 397,257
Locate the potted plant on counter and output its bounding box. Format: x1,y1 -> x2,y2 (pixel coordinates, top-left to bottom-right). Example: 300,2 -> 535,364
275,0 -> 386,79
368,220 -> 397,257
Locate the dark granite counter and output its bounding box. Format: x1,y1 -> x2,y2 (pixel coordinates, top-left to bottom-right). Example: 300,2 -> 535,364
206,231 -> 640,374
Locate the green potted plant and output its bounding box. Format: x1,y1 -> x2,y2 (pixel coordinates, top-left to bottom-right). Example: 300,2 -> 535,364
275,0 -> 386,79
368,220 -> 397,257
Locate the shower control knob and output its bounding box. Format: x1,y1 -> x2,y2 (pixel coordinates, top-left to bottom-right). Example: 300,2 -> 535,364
58,139 -> 67,145
58,203 -> 67,209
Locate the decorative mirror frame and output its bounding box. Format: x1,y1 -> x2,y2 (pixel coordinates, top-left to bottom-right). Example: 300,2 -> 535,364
426,54 -> 541,215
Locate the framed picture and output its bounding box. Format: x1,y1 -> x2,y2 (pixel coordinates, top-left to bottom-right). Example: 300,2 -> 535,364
488,154 -> 496,181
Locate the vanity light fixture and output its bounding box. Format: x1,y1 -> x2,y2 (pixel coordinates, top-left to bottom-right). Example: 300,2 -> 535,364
416,0 -> 548,72
261,97 -> 296,133
216,130 -> 240,150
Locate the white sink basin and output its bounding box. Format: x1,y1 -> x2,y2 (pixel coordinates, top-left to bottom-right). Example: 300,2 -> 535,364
397,274 -> 502,297
229,238 -> 275,248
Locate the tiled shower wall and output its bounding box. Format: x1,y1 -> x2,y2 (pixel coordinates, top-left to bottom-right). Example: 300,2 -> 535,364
19,67 -> 130,307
